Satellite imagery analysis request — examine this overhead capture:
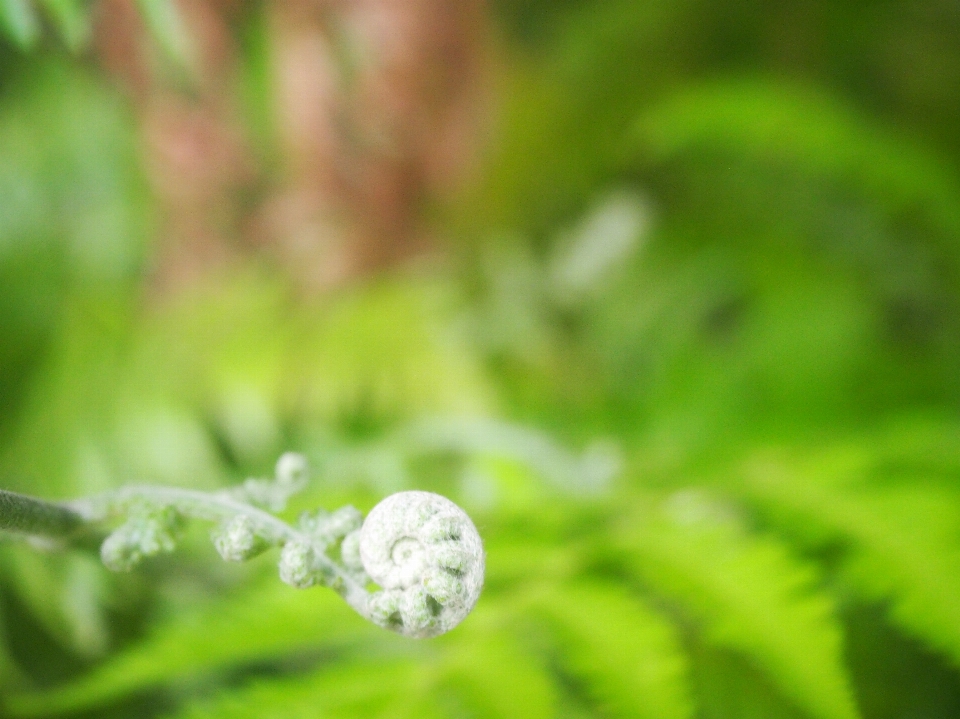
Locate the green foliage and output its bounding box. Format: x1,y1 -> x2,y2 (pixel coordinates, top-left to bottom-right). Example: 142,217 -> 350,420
534,582 -> 693,719
619,492 -> 857,719
170,660 -> 449,719
3,0 -> 960,718
436,626 -> 557,719
134,0 -> 192,70
5,581 -> 380,716
742,446 -> 960,672
0,0 -> 182,59
0,0 -> 39,49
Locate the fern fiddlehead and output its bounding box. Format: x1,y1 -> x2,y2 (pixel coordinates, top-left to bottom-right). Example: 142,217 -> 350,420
0,453 -> 484,638
357,490 -> 485,638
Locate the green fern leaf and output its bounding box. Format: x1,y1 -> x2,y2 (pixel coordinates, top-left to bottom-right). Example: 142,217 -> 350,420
745,454 -> 960,671
5,581 -> 383,717
690,643 -> 809,719
0,0 -> 39,48
290,279 -> 493,422
38,0 -> 89,50
0,595 -> 22,689
166,626 -> 552,719
135,0 -> 194,72
0,548 -> 110,658
534,580 -> 693,719
167,660 -> 429,719
619,491 -> 859,719
631,79 -> 960,242
438,624 -> 557,719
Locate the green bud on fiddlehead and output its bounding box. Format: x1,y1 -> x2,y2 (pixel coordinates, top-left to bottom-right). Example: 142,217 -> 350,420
275,452 -> 309,486
280,540 -> 321,589
100,506 -> 183,572
340,529 -> 364,576
298,505 -> 363,544
212,514 -> 270,562
225,452 -> 310,511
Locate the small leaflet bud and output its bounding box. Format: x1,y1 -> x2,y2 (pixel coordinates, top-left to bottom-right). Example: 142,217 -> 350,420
366,590 -> 402,627
100,507 -> 182,572
212,514 -> 269,562
279,539 -> 321,588
340,530 -> 364,573
299,506 -> 363,544
275,452 -> 308,486
398,587 -> 438,635
328,506 -> 363,537
423,570 -> 463,604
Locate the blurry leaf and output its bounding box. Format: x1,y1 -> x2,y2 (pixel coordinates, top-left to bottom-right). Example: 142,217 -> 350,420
166,660 -> 430,719
535,581 -> 693,719
6,581 -> 383,716
38,0 -> 89,50
690,643 -> 809,719
0,60 -> 147,285
290,279 -> 493,429
2,548 -> 109,657
60,552 -> 111,656
135,0 -> 194,73
396,417 -> 619,496
166,605 -> 554,719
620,491 -> 859,719
631,79 -> 960,244
548,188 -> 649,304
439,625 -> 557,719
0,592 -> 23,689
745,454 -> 960,672
458,0 -> 698,236
0,0 -> 39,48
0,60 -> 146,447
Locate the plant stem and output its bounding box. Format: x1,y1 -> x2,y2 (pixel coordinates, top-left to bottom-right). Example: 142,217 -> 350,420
1,484 -> 373,622
0,488 -> 86,538
71,485 -> 373,617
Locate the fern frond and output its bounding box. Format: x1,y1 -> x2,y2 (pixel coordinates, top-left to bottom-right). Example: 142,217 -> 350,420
745,455 -> 960,670
1,549 -> 109,658
0,0 -> 39,48
630,78 -> 960,243
0,592 -> 22,689
533,580 -> 693,719
166,660 -> 428,719
618,491 -> 859,719
134,0 -> 194,70
289,279 -> 493,423
163,621 -> 556,719
690,642 -> 809,719
37,0 -> 88,50
437,623 -> 558,719
5,581 -> 383,717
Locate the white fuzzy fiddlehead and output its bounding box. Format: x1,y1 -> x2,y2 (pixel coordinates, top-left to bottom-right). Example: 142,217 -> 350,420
55,455 -> 485,638
358,491 -> 484,638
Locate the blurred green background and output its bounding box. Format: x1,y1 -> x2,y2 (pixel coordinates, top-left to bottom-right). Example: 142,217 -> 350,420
1,0 -> 960,717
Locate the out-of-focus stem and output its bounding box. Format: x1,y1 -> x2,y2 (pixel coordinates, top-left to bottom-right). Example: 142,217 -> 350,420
0,488 -> 86,538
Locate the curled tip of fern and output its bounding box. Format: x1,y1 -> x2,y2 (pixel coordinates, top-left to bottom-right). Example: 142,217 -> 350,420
85,456 -> 483,637
359,491 -> 485,638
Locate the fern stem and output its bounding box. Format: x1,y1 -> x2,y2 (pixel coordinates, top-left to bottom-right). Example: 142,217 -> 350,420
70,486 -> 299,540
0,488 -> 86,538
70,486 -> 373,615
